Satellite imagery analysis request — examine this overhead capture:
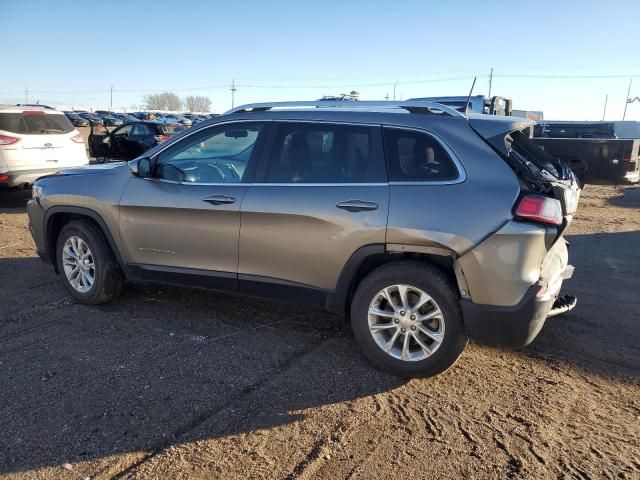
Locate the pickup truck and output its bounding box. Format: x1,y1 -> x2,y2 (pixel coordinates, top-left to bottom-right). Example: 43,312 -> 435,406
532,121 -> 640,186
409,95 -> 513,116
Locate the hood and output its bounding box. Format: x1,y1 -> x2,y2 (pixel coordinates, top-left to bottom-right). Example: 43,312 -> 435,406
56,162 -> 128,176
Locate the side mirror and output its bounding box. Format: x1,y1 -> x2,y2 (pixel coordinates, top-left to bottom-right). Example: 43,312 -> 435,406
129,157 -> 151,177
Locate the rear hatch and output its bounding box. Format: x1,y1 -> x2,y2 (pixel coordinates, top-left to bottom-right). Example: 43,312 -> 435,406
468,115 -> 580,228
0,109 -> 88,170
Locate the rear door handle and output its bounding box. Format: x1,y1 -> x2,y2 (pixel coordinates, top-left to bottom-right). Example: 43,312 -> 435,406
336,200 -> 379,212
203,195 -> 236,205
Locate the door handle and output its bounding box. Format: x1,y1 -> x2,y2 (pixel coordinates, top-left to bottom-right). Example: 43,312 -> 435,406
203,195 -> 236,205
336,200 -> 379,212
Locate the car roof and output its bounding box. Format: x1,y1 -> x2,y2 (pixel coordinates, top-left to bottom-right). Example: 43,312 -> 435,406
0,104 -> 64,114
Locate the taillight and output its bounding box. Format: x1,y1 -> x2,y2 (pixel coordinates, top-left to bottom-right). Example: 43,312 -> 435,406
515,194 -> 563,226
71,134 -> 84,143
0,134 -> 20,146
0,174 -> 9,183
155,134 -> 169,143
623,156 -> 631,162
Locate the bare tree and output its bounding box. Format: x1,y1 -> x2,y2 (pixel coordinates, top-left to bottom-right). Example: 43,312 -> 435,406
142,92 -> 183,111
184,95 -> 212,112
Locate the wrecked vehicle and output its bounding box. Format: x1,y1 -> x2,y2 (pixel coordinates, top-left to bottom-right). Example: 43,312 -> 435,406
28,100 -> 578,377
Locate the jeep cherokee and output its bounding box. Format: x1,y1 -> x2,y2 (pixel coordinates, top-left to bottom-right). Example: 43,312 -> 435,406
27,100 -> 579,377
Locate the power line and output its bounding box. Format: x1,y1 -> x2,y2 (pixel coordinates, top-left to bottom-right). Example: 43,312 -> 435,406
495,73 -> 640,79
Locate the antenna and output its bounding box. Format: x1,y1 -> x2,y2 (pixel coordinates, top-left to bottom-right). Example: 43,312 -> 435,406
464,77 -> 477,114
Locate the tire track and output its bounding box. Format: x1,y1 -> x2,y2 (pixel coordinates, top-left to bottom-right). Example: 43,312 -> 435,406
113,332 -> 343,480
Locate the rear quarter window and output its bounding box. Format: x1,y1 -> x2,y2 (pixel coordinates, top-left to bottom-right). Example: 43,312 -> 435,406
383,128 -> 459,182
0,112 -> 74,135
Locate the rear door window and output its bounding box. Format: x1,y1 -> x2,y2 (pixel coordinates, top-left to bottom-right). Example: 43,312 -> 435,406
383,128 -> 459,182
0,112 -> 74,135
265,122 -> 376,183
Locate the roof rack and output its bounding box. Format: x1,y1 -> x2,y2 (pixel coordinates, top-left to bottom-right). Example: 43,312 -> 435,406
224,100 -> 464,117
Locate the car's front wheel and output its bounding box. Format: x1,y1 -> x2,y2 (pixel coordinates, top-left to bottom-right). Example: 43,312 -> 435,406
351,261 -> 467,378
56,220 -> 123,304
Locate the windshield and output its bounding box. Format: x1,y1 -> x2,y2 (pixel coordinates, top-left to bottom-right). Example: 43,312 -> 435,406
0,112 -> 74,135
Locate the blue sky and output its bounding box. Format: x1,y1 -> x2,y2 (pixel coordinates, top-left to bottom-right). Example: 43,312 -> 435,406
1,0 -> 639,120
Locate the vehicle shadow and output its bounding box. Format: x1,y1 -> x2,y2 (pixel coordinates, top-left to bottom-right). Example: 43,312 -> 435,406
0,258 -> 406,474
523,230 -> 640,379
607,186 -> 640,208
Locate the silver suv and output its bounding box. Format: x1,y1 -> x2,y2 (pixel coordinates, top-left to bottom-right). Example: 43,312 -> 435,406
27,101 -> 579,377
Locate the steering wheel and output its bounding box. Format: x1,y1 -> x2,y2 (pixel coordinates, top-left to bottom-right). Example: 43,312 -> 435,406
157,163 -> 187,182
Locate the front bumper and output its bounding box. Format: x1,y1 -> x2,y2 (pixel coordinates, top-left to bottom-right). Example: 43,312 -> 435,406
27,198 -> 49,263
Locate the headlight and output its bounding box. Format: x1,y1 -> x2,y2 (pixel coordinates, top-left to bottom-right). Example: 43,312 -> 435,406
32,184 -> 43,201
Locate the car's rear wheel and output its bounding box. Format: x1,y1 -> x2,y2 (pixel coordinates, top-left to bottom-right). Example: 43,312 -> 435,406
351,261 -> 467,378
56,220 -> 123,304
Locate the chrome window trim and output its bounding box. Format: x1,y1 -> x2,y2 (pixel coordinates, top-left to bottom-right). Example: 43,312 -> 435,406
143,178 -> 388,187
383,125 -> 467,185
143,119 -> 466,187
253,182 -> 388,187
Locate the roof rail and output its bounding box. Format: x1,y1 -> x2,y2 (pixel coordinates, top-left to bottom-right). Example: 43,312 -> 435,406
224,100 -> 464,117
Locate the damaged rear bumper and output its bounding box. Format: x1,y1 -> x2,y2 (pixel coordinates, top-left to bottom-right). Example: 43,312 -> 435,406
462,262 -> 575,348
461,284 -> 553,348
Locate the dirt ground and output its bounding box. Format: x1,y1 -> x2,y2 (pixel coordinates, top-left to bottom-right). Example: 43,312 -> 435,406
0,185 -> 638,480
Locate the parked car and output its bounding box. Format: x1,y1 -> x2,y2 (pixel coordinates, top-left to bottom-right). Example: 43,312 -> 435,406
532,121 -> 640,185
75,112 -> 104,126
0,105 -> 88,188
63,111 -> 90,127
410,95 -> 513,116
16,103 -> 56,110
109,112 -> 139,123
130,112 -> 150,120
183,113 -> 206,124
27,100 -> 579,377
94,112 -> 123,127
153,113 -> 192,127
88,121 -> 185,162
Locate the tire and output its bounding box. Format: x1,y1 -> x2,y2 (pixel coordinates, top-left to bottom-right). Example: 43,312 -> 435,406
350,261 -> 467,378
56,220 -> 123,304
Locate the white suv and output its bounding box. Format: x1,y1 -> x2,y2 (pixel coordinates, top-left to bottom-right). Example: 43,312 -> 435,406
0,105 -> 89,188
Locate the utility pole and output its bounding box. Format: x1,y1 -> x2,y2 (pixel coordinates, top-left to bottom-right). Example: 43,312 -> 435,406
623,79 -> 632,120
110,85 -> 113,110
384,92 -> 389,101
230,79 -> 237,108
393,81 -> 399,101
602,94 -> 608,120
488,67 -> 494,98
25,87 -> 28,104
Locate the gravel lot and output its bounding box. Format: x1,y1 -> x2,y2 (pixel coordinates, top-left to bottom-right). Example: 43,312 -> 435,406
0,185 -> 639,479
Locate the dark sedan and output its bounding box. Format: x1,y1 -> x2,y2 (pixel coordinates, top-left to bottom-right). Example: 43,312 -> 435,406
63,111 -> 90,127
76,112 -> 104,126
88,121 -> 186,162
94,112 -> 123,127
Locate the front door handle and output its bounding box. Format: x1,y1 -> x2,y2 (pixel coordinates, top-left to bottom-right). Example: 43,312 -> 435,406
203,194 -> 236,205
336,200 -> 379,212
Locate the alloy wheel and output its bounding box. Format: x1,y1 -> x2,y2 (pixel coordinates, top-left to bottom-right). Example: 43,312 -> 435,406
368,284 -> 445,361
62,236 -> 95,293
